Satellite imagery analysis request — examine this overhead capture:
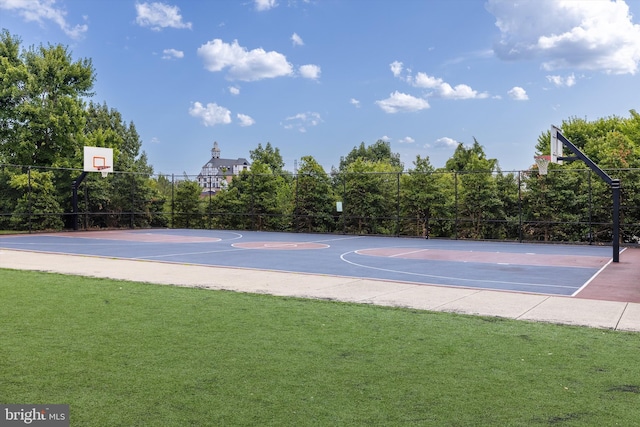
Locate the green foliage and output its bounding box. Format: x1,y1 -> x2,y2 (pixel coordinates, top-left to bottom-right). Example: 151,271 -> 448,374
294,156 -> 336,232
523,169 -> 589,242
0,30 -> 95,167
173,180 -> 204,228
443,140 -> 504,238
8,169 -> 63,230
250,142 -> 285,174
341,158 -> 398,234
530,111 -> 640,242
338,139 -> 402,171
399,155 -> 453,237
231,162 -> 293,231
585,131 -> 640,169
445,138 -> 497,172
494,172 -> 521,239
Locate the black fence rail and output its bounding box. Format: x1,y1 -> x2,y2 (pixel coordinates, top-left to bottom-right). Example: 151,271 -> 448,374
1,164 -> 639,245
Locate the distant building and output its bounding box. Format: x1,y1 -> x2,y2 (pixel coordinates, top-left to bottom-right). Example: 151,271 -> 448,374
197,141 -> 250,194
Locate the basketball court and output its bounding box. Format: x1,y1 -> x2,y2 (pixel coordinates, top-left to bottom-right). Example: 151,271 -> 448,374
0,228 -> 621,297
2,134 -> 639,329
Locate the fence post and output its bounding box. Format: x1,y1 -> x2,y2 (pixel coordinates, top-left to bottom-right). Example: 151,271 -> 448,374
208,174 -> 213,230
27,166 -> 32,234
171,174 -> 175,229
251,174 -> 256,230
518,171 -> 523,243
396,172 -> 400,236
130,172 -> 135,229
342,173 -> 347,234
454,171 -> 458,240
84,182 -> 89,230
588,170 -> 593,244
294,173 -> 299,232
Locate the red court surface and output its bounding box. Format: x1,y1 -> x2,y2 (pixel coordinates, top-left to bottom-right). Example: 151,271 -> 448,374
574,247 -> 640,303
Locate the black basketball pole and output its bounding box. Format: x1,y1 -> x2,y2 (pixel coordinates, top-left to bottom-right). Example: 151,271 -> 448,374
555,129 -> 620,262
612,179 -> 621,263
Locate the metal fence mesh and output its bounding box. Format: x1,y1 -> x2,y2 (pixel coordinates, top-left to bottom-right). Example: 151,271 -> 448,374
1,164 -> 638,245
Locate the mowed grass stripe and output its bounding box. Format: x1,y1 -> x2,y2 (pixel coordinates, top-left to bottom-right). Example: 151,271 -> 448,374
1,268 -> 639,426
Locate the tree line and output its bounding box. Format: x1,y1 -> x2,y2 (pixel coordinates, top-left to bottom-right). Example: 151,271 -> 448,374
1,30 -> 639,243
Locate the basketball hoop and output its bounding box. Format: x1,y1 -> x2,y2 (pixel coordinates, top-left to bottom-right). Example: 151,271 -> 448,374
96,165 -> 111,178
534,155 -> 551,176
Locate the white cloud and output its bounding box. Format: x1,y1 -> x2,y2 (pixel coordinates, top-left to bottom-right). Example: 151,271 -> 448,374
255,0 -> 277,11
413,72 -> 442,89
350,98 -> 361,108
380,135 -> 391,142
229,86 -> 240,95
390,61 -> 403,77
398,136 -> 415,144
376,91 -> 430,113
197,39 -> 293,81
435,137 -> 458,148
135,2 -> 192,31
283,112 -> 322,132
412,72 -> 489,99
299,64 -> 321,80
291,32 -> 304,46
237,113 -> 255,127
162,48 -> 183,60
508,86 -> 529,101
188,101 -> 232,126
391,66 -> 488,100
546,73 -> 576,87
486,0 -> 640,74
0,0 -> 88,39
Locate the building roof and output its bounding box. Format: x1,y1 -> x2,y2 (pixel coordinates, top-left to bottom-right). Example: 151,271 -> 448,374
198,141 -> 250,178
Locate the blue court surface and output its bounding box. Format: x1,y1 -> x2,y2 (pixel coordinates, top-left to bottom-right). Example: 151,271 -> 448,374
0,229 -> 616,296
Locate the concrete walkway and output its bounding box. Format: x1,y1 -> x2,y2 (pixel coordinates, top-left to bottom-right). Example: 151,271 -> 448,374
2,248 -> 640,332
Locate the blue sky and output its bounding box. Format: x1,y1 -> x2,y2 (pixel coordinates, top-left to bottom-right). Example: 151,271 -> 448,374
2,0 -> 640,175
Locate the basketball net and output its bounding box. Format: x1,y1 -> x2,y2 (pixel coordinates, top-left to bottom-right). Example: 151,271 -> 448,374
96,165 -> 111,178
534,155 -> 551,176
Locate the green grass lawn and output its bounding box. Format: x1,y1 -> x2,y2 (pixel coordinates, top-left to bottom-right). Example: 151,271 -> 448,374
1,268 -> 639,426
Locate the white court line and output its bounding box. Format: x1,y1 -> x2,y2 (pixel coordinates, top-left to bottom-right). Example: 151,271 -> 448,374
388,249 -> 430,258
340,250 -> 578,291
310,236 -> 365,243
571,247 -> 627,297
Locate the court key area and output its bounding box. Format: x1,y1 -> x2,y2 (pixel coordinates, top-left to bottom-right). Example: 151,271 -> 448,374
0,229 -> 617,297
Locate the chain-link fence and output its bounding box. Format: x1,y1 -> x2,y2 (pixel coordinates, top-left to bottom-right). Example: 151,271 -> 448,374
1,164 -> 639,245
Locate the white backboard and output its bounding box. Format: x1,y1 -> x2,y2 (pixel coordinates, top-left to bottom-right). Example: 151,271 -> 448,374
84,146 -> 113,172
550,125 -> 563,164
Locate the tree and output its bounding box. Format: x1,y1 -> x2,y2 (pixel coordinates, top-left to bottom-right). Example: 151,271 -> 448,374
250,142 -> 285,173
494,171 -> 521,239
341,158 -> 398,234
294,156 -> 335,232
531,112 -> 640,242
445,138 -> 497,172
82,102 -> 164,228
9,169 -> 64,230
443,139 -> 503,238
173,180 -> 203,228
338,140 -> 402,171
0,30 -> 95,167
400,155 -> 446,237
219,159 -> 293,231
